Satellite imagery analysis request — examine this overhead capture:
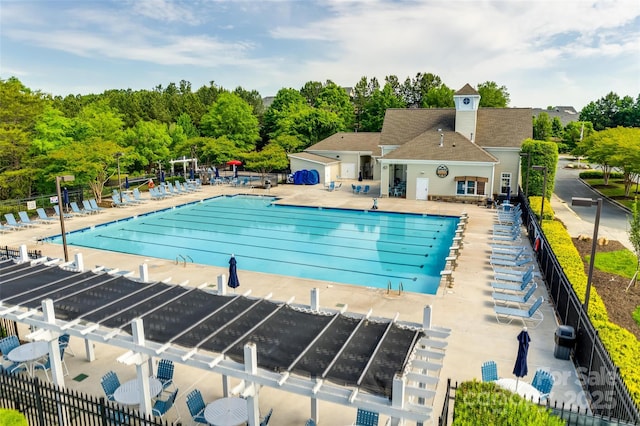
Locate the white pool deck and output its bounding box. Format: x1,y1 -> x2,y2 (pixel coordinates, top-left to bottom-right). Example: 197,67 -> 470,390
2,181 -> 590,425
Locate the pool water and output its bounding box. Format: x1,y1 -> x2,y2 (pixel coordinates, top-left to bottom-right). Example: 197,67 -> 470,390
50,195 -> 459,294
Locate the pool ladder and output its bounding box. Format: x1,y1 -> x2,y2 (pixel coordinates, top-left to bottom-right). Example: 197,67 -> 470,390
387,281 -> 404,295
175,254 -> 193,267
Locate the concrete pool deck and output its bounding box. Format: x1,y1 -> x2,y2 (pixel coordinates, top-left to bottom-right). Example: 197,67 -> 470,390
2,181 -> 587,425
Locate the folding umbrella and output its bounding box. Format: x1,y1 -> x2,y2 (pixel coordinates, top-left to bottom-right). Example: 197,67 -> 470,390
214,168 -> 220,179
160,171 -> 165,183
228,255 -> 240,291
513,327 -> 530,390
190,168 -> 195,180
125,177 -> 130,189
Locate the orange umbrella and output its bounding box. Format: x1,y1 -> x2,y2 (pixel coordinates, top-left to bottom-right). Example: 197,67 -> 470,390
226,160 -> 242,166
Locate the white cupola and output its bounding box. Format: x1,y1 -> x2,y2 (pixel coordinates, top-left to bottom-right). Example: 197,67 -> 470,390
454,83 -> 481,143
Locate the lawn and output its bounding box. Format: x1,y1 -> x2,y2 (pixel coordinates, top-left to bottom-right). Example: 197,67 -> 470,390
583,178 -> 639,210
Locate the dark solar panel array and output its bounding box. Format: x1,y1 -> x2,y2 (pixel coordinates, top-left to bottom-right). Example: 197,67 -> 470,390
0,260 -> 423,397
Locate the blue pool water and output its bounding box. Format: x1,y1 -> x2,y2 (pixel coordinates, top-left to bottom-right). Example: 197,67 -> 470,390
49,195 -> 459,294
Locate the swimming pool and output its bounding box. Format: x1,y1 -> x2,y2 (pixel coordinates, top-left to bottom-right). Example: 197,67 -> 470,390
49,195 -> 459,294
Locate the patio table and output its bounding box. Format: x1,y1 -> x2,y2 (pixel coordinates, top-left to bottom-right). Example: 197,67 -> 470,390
7,341 -> 49,377
113,377 -> 162,406
495,377 -> 542,400
204,397 -> 248,426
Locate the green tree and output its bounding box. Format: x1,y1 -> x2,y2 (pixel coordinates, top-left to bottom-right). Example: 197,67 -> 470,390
199,136 -> 242,167
262,88 -> 307,140
360,83 -> 406,132
577,128 -> 620,184
233,86 -> 264,120
0,77 -> 48,198
580,92 -> 640,130
316,81 -> 355,131
200,92 -> 260,151
242,143 -> 289,184
121,120 -> 172,173
270,134 -> 304,153
628,199 -> 640,291
32,105 -> 74,154
533,112 -> 553,141
71,100 -> 124,143
176,113 -> 199,138
605,127 -> 640,196
477,81 -> 510,107
425,84 -> 455,108
300,81 -> 324,107
563,121 -> 594,154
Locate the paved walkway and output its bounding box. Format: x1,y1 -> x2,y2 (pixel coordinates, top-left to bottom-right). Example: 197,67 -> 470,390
4,181 -> 586,425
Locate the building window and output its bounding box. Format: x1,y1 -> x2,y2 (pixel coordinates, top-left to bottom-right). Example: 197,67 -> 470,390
500,173 -> 512,194
456,179 -> 485,196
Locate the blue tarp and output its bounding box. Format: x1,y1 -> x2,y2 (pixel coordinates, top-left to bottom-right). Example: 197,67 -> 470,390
293,169 -> 319,185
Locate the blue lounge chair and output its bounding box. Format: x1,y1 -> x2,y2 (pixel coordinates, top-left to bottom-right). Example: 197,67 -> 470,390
185,389 -> 208,424
531,369 -> 555,400
121,192 -> 142,205
494,296 -> 544,327
4,213 -> 28,229
491,274 -> 534,293
111,193 -> 130,207
492,283 -> 538,306
490,256 -> 533,268
89,199 -> 106,212
133,188 -> 148,202
36,208 -> 56,223
18,211 -> 38,227
493,265 -> 535,282
481,360 -> 498,382
82,199 -> 99,214
70,201 -> 89,215
149,187 -> 165,200
53,205 -> 73,219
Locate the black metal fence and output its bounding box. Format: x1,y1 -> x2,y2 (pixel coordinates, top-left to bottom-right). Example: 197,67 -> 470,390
517,193 -> 640,424
1,245 -> 42,261
438,380 -> 638,425
0,371 -> 180,426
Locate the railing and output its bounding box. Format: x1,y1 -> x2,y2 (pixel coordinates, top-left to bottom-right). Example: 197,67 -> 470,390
1,245 -> 42,260
517,192 -> 640,424
0,371 -> 180,426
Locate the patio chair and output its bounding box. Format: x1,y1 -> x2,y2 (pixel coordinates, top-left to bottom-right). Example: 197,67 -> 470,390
4,213 -> 29,229
53,205 -> 74,219
489,256 -> 533,268
151,388 -> 179,419
353,408 -> 379,426
352,184 -> 356,193
355,185 -> 362,195
0,335 -> 20,360
155,358 -> 174,390
362,185 -> 370,195
58,333 -> 75,356
17,211 -> 39,227
35,208 -> 56,223
491,274 -> 534,293
531,369 -> 555,400
101,371 -> 121,401
121,192 -> 142,205
34,339 -> 69,382
492,283 -> 538,307
70,201 -> 89,215
149,187 -> 165,200
185,389 -> 208,424
89,199 -> 106,212
481,360 -> 498,382
305,419 -> 317,426
494,296 -> 544,327
81,199 -> 98,214
111,193 -> 130,207
326,181 -> 335,191
260,407 -> 273,426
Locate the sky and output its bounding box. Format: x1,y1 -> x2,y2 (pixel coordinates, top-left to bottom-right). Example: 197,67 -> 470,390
1,0 -> 639,111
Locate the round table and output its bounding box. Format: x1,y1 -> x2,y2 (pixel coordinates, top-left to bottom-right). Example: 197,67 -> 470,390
204,397 -> 248,426
495,377 -> 542,400
113,377 -> 163,406
7,341 -> 49,377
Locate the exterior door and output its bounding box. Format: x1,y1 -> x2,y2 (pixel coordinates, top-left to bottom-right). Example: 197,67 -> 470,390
416,178 -> 429,200
341,163 -> 356,179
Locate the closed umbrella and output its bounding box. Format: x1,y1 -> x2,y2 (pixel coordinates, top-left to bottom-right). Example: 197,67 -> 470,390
190,168 -> 195,180
214,167 -> 220,179
160,171 -> 165,183
228,255 -> 240,291
513,327 -> 530,391
125,176 -> 130,189
62,187 -> 69,212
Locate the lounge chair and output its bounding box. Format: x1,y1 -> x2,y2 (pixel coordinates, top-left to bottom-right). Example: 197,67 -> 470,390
166,182 -> 181,196
4,213 -> 29,229
491,273 -> 534,293
481,360 -> 498,382
494,296 -> 544,327
0,223 -> 13,233
531,368 -> 555,400
158,185 -> 173,198
149,187 -> 166,200
18,211 -> 39,227
493,265 -> 535,282
490,256 -> 533,268
53,205 -> 73,219
121,192 -> 143,205
36,208 -> 57,223
82,199 -> 99,214
70,201 -> 89,216
133,188 -> 148,202
491,246 -> 529,259
492,282 -> 538,306
111,193 -> 131,207
89,199 -> 106,212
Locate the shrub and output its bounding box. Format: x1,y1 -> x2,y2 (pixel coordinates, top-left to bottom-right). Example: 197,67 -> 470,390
579,170 -> 624,179
529,196 -> 555,221
452,380 -> 564,426
0,409 -> 28,426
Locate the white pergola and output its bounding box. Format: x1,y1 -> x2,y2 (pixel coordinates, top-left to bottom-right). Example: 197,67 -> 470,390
169,157 -> 198,177
0,247 -> 450,425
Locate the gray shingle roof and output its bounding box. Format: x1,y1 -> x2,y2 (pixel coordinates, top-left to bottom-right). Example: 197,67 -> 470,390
455,83 -> 480,96
288,151 -> 341,164
305,132 -> 382,156
381,131 -> 498,162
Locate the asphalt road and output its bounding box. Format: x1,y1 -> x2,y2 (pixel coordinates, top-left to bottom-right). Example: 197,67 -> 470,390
551,156 -> 633,249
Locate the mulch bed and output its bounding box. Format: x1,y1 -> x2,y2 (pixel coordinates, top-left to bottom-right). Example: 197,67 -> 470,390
572,238 -> 640,340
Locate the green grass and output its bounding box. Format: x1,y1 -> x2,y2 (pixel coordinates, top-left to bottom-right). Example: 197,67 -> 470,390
634,306 -> 640,328
0,409 -> 28,426
583,178 -> 638,209
586,250 -> 638,279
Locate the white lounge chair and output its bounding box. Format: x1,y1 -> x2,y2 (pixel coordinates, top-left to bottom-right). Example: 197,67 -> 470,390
492,283 -> 538,307
494,296 -> 544,327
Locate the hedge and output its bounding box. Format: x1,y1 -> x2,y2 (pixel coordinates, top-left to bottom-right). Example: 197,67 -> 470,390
542,220 -> 640,403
